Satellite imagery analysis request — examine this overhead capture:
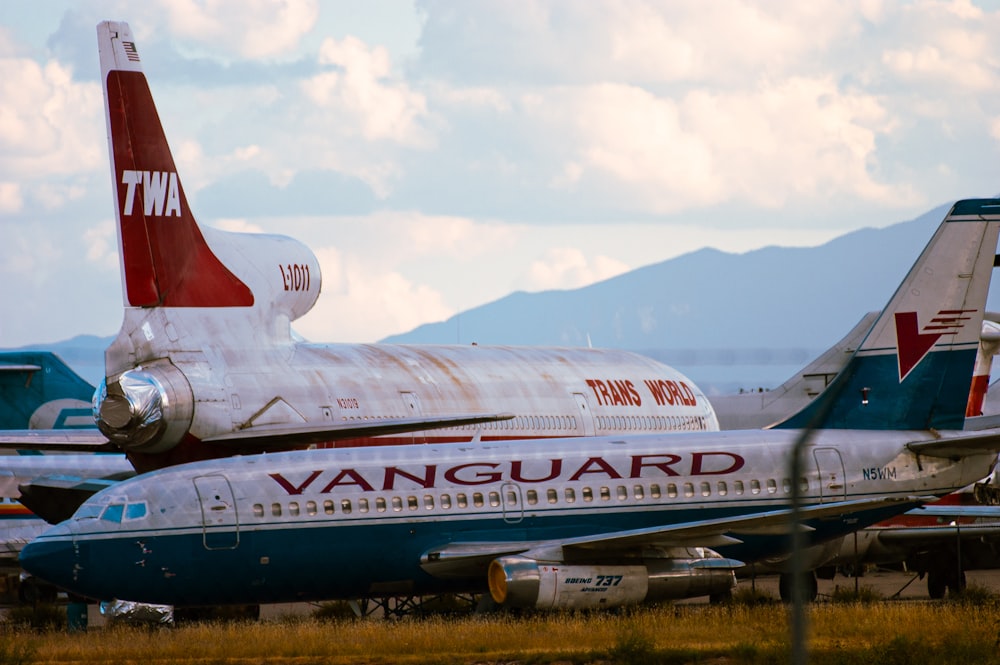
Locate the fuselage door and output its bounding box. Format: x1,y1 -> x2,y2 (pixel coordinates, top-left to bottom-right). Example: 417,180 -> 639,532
193,474 -> 239,550
573,393 -> 596,436
399,391 -> 426,445
812,448 -> 847,503
501,482 -> 524,524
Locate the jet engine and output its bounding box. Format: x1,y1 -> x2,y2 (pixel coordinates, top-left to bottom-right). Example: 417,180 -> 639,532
487,552 -> 739,610
93,362 -> 194,454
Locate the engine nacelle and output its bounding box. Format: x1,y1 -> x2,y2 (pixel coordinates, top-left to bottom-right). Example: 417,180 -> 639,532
93,361 -> 194,454
488,554 -> 738,610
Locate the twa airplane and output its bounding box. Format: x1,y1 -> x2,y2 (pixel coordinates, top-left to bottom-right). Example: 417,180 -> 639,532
9,21 -> 720,475
20,197 -> 1000,609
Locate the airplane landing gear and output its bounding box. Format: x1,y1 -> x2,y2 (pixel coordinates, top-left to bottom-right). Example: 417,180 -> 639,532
779,571 -> 818,603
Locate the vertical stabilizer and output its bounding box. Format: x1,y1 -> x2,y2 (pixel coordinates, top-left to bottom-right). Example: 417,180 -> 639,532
98,21 -> 253,308
775,200 -> 1000,431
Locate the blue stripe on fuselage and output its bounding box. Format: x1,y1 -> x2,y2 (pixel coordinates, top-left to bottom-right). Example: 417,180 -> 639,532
24,499 -> 924,605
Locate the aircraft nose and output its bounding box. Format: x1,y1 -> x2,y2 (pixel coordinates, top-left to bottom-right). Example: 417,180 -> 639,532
19,522 -> 79,589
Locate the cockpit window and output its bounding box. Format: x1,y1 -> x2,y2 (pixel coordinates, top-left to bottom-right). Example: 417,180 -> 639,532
76,504 -> 103,520
100,502 -> 148,523
125,502 -> 148,521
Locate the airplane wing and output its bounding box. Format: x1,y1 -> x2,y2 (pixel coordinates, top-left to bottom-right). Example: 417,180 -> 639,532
0,430 -> 115,452
874,522 -> 1000,547
202,412 -> 515,449
0,413 -> 515,453
906,430 -> 1000,458
420,496 -> 919,579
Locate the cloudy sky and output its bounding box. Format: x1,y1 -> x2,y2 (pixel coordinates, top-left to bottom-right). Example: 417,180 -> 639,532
3,1 -> 1000,347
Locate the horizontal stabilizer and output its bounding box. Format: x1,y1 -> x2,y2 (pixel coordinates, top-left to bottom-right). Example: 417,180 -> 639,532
0,430 -> 115,452
906,430 -> 1000,459
203,412 -> 516,450
875,522 -> 1000,545
905,504 -> 1000,518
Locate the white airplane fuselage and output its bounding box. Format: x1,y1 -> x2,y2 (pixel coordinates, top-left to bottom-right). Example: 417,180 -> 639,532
21,428 -> 994,607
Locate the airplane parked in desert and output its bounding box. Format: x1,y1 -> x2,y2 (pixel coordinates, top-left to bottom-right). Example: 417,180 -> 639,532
20,158 -> 1000,608
5,22 -> 727,478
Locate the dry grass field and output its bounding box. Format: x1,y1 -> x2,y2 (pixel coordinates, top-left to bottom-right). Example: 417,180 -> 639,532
2,571 -> 999,664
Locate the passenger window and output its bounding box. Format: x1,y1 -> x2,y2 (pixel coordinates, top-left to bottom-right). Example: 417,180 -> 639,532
376,497 -> 387,513
667,483 -> 678,499
488,492 -> 500,507
306,501 -> 317,516
424,495 -> 435,510
101,504 -> 124,523
649,484 -> 661,499
767,479 -> 778,494
633,485 -> 645,500
271,503 -> 282,517
457,493 -> 468,509
324,500 -> 335,515
253,504 -> 264,518
441,494 -> 452,509
701,482 -> 711,497
407,496 -> 419,511
751,479 -> 761,495
358,499 -> 369,513
289,502 -> 300,517
600,487 -> 611,501
683,483 -> 694,498
565,488 -> 576,503
782,478 -> 792,493
547,489 -> 558,504
526,489 -> 538,505
341,499 -> 352,514
717,481 -> 728,497
473,493 -> 484,508
582,487 -> 594,502
392,497 -> 403,512
506,490 -> 518,506
734,481 -> 745,495
617,486 -> 628,501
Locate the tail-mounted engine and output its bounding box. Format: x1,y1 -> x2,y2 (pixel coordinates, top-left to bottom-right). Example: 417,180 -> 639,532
93,361 -> 194,454
488,553 -> 739,610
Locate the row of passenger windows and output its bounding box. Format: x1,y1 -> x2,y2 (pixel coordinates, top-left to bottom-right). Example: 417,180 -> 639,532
337,414 -> 707,433
253,477 -> 810,519
595,415 -> 708,432
341,414 -> 579,432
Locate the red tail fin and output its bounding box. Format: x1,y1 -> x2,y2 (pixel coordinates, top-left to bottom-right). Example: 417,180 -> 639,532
99,21 -> 252,308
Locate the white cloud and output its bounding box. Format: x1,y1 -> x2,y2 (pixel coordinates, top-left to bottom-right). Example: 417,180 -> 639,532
152,0 -> 319,59
303,36 -> 431,145
534,75 -> 906,214
520,247 -> 630,292
0,57 -> 102,180
294,245 -> 454,342
83,220 -> 118,271
210,218 -> 266,233
0,182 -> 22,213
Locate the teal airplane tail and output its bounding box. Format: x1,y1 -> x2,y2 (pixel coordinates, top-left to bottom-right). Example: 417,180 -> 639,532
775,200 -> 1000,431
0,353 -> 95,430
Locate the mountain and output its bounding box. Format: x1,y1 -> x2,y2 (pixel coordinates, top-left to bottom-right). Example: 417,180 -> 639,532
9,201 -> 995,395
7,335 -> 111,387
381,202 -> 992,392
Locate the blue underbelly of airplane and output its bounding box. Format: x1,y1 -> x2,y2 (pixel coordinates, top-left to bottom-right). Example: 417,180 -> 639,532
21,500 -> 922,606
